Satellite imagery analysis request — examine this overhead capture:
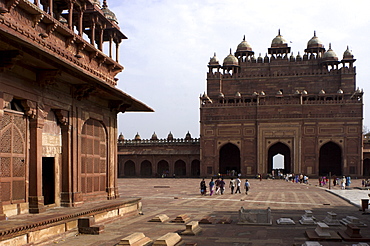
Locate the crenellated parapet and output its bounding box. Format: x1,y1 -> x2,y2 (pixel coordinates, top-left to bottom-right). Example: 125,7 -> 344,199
117,131 -> 200,146
0,0 -> 125,87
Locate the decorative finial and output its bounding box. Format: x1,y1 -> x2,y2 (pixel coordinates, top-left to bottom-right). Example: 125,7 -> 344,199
278,29 -> 281,36
229,48 -> 232,54
314,30 -> 316,37
102,0 -> 108,8
243,35 -> 246,41
329,43 -> 332,50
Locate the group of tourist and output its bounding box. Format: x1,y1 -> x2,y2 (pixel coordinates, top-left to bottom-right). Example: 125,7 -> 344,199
200,177 -> 251,196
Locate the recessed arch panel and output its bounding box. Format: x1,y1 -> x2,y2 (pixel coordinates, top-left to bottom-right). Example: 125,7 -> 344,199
219,143 -> 240,174
319,141 -> 342,176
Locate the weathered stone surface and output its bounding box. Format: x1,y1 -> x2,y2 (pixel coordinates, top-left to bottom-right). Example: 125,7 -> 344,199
276,218 -> 295,225
198,216 -> 215,224
171,214 -> 190,223
149,214 -> 170,222
118,232 -> 152,246
152,232 -> 182,246
340,215 -> 367,227
180,221 -> 202,236
237,207 -> 272,225
322,212 -> 341,226
216,216 -> 233,224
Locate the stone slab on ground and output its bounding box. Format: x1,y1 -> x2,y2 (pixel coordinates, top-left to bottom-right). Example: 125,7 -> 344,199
180,221 -> 202,236
148,214 -> 170,223
152,232 -> 183,246
118,232 -> 152,246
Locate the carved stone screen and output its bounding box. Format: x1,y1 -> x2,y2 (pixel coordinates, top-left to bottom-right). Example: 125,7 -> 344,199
0,111 -> 26,204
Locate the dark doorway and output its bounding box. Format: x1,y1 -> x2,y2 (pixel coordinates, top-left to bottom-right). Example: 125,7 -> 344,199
174,160 -> 186,176
219,143 -> 240,175
124,160 -> 136,176
42,157 -> 55,205
157,160 -> 169,177
191,160 -> 200,177
140,160 -> 152,177
364,159 -> 370,177
268,142 -> 291,174
319,142 -> 342,176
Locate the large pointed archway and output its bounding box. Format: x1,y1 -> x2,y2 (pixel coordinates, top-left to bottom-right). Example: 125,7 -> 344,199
219,143 -> 240,175
268,142 -> 291,174
319,141 -> 342,176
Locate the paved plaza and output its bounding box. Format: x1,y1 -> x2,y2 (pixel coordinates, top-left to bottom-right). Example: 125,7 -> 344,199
44,178 -> 370,246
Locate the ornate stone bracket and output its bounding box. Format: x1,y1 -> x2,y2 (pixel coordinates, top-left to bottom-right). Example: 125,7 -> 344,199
4,0 -> 20,12
109,100 -> 130,113
98,57 -> 106,67
21,100 -> 37,119
89,51 -> 98,60
0,50 -> 23,72
54,109 -> 69,125
37,69 -> 60,87
32,13 -> 44,28
73,85 -> 96,101
66,36 -> 76,48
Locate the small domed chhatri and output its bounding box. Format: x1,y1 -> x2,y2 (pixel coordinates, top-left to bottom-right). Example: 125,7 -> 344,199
134,132 -> 141,141
223,49 -> 239,67
209,52 -> 220,66
237,35 -> 253,52
307,31 -> 324,48
343,46 -> 355,60
167,132 -> 174,141
323,43 -> 338,60
101,0 -> 118,24
151,132 -> 158,141
271,29 -> 288,47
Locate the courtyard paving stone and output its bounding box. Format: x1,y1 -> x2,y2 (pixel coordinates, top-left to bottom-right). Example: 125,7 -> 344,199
44,178 -> 370,246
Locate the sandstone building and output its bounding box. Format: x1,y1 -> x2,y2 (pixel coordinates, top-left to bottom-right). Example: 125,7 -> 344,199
118,31 -> 365,178
118,132 -> 200,178
200,31 -> 363,177
0,0 -> 151,220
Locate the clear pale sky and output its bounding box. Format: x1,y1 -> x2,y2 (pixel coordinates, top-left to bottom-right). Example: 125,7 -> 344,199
108,0 -> 370,140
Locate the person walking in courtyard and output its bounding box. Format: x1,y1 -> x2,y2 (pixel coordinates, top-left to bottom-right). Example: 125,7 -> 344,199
244,179 -> 250,195
200,178 -> 207,195
341,176 -> 346,190
219,178 -> 225,195
209,178 -> 215,196
215,178 -> 221,195
235,177 -> 242,193
229,178 -> 236,194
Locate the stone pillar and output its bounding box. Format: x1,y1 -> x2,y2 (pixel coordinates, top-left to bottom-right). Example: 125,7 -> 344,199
28,106 -> 46,213
107,116 -> 118,199
67,0 -> 74,29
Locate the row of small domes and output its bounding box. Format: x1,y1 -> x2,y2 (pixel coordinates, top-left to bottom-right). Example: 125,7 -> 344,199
210,31 -> 354,67
118,131 -> 193,141
202,88 -> 360,100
